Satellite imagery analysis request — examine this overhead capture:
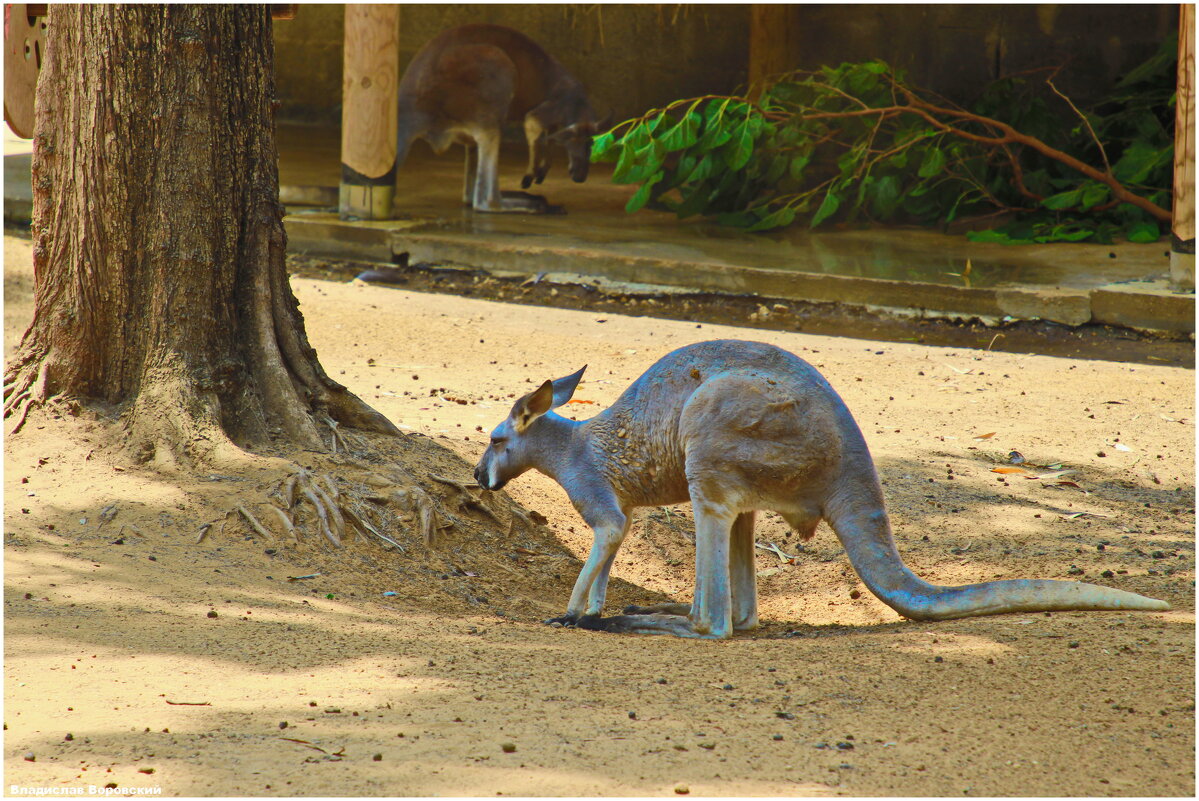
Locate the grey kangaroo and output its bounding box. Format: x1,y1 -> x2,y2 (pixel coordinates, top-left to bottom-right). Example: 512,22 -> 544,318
473,340 -> 1169,639
396,23 -> 602,213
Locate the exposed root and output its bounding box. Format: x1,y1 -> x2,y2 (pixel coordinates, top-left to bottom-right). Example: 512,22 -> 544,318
7,393 -> 33,436
339,498 -> 405,552
269,505 -> 299,543
430,473 -> 503,524
237,504 -> 275,540
299,480 -> 341,548
392,486 -> 440,545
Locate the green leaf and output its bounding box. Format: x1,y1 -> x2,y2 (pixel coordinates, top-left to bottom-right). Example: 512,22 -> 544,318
590,130 -> 618,162
1079,182 -> 1110,211
917,146 -> 947,178
965,229 -> 1034,245
868,174 -> 901,219
714,210 -> 758,227
686,153 -> 715,183
625,171 -> 664,214
788,154 -> 810,181
810,190 -> 841,228
611,144 -> 636,183
672,182 -> 712,218
725,124 -> 755,170
764,153 -> 788,184
1112,141 -> 1172,184
746,205 -> 797,232
1041,188 -> 1084,210
660,112 -> 701,152
1126,220 -> 1160,243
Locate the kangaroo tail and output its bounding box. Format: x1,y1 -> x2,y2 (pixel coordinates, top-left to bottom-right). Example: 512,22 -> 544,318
825,488 -> 1170,621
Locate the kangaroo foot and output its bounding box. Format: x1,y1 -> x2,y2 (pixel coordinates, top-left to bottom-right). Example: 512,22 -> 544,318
543,612 -> 598,627
624,602 -> 691,616
576,612 -> 721,639
475,191 -> 565,214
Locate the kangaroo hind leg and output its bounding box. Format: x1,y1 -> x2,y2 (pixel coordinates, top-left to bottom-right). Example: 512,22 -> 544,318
623,511 -> 756,631
588,492 -> 738,639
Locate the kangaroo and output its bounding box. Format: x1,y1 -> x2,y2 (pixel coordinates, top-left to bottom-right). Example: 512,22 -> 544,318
473,340 -> 1170,639
396,23 -> 603,214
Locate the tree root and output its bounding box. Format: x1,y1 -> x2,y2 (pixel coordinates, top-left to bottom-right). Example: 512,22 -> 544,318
429,473 -> 504,525
4,359 -> 50,436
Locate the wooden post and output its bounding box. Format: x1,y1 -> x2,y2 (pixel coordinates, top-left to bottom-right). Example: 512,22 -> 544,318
1172,4 -> 1195,290
4,4 -> 48,139
748,5 -> 801,98
339,5 -> 399,221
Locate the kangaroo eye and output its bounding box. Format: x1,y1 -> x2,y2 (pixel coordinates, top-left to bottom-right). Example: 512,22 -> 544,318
490,436 -> 507,447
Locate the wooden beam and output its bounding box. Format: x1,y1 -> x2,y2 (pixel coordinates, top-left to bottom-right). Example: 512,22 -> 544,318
748,5 -> 801,98
1171,4 -> 1195,289
339,4 -> 399,221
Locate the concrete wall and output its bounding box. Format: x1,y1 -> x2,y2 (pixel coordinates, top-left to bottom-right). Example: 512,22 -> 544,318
273,4 -> 1177,126
273,4 -> 749,126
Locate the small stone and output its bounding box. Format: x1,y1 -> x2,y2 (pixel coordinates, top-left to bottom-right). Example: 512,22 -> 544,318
722,683 -> 733,690
1069,641 -> 1081,649
1101,570 -> 1114,578
372,753 -> 383,761
772,734 -> 784,741
324,707 -> 341,714
206,610 -> 218,619
674,785 -> 690,795
137,768 -> 154,775
849,589 -> 861,600
836,741 -> 855,750
934,656 -> 943,663
698,742 -> 716,750
501,742 -> 516,753
628,711 -> 637,719
23,751 -> 35,762
656,677 -> 668,685
279,721 -> 288,729
65,733 -> 74,741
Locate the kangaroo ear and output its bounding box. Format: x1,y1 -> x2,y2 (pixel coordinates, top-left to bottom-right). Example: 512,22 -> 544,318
550,365 -> 587,408
513,380 -> 555,432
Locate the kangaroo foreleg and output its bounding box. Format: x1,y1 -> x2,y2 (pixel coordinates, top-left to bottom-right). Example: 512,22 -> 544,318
546,514 -> 629,625
522,115 -> 550,189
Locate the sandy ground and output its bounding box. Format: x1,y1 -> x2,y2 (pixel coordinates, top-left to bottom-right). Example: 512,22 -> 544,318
3,232 -> 1195,797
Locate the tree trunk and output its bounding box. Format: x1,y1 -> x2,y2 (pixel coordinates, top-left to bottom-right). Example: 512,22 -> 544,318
3,5 -> 396,467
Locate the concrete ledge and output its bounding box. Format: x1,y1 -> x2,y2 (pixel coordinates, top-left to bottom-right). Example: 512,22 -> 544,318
389,230 -> 1009,320
995,287 -> 1092,326
285,213 -> 400,263
1091,281 -> 1196,333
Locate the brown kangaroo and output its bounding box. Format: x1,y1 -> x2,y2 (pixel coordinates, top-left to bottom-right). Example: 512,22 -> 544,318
474,340 -> 1170,639
396,24 -> 602,213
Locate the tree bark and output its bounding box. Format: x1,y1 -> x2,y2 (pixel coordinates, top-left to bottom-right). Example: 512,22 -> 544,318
3,4 -> 397,467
